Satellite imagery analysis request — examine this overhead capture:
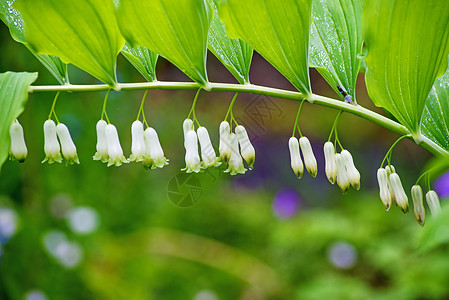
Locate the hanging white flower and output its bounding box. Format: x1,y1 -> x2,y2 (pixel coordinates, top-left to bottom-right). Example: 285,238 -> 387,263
182,130 -> 201,173
341,150 -> 360,190
288,137 -> 303,178
42,120 -> 63,164
225,133 -> 246,175
183,118 -> 194,147
335,153 -> 350,193
105,124 -> 128,167
93,120 -> 108,162
197,126 -> 221,168
9,119 -> 27,163
219,121 -> 231,163
389,172 -> 409,213
235,125 -> 255,169
376,168 -> 392,210
411,185 -> 425,226
143,127 -> 169,169
129,120 -> 146,162
299,136 -> 317,177
323,142 -> 337,184
425,190 -> 441,216
56,123 -> 80,165
385,165 -> 397,206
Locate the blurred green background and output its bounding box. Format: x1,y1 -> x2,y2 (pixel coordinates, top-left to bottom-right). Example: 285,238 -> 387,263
2,21 -> 449,300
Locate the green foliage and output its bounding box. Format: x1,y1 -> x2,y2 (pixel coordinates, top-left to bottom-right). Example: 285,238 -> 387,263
309,0 -> 365,101
116,0 -> 212,88
16,0 -> 125,88
363,0 -> 449,136
121,43 -> 159,82
0,72 -> 37,173
219,0 -> 313,95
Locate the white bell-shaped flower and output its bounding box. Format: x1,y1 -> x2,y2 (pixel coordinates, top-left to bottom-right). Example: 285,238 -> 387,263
129,120 -> 146,162
335,153 -> 350,193
299,136 -> 317,177
9,120 -> 27,163
377,168 -> 392,210
219,121 -> 231,163
143,127 -> 169,169
389,172 -> 409,213
426,190 -> 441,216
323,142 -> 337,184
105,124 -> 128,167
235,125 -> 255,169
288,137 -> 303,178
341,150 -> 360,190
183,119 -> 194,147
93,120 -> 108,162
197,126 -> 221,168
182,130 -> 201,173
56,123 -> 79,165
225,133 -> 246,175
411,185 -> 425,226
42,120 -> 63,164
385,165 -> 397,205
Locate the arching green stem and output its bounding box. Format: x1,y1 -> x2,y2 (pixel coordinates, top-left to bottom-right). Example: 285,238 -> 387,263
48,91 -> 61,123
380,135 -> 411,168
101,89 -> 111,124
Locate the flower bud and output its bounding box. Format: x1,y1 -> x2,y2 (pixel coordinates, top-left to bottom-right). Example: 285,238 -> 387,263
197,126 -> 221,168
335,153 -> 350,193
225,133 -> 246,175
183,119 -> 194,147
219,121 -> 231,163
129,121 -> 146,162
182,130 -> 201,173
411,185 -> 425,226
377,168 -> 391,210
389,173 -> 409,213
288,137 -> 303,178
42,120 -> 63,164
235,125 -> 255,169
385,165 -> 397,206
143,127 -> 169,169
341,150 -> 360,190
299,136 -> 317,177
323,142 -> 337,184
105,124 -> 128,167
56,123 -> 79,165
9,120 -> 27,162
426,190 -> 441,217
93,120 -> 108,162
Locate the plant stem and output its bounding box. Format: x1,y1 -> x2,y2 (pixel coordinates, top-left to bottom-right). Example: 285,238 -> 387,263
328,111 -> 343,142
292,99 -> 305,137
224,92 -> 239,121
48,91 -> 61,123
380,135 -> 411,168
101,89 -> 111,124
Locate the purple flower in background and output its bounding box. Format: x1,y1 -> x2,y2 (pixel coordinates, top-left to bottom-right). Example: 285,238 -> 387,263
434,172 -> 449,198
273,188 -> 301,219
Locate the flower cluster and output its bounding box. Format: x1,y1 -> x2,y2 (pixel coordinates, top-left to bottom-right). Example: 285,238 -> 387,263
42,120 -> 79,165
288,136 -> 317,178
9,120 -> 27,163
221,122 -> 255,175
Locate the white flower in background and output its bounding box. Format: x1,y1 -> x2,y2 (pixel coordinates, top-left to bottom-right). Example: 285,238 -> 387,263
385,165 -> 397,205
197,126 -> 221,168
288,137 -> 303,178
299,136 -> 317,177
411,185 -> 425,226
426,190 -> 441,216
376,168 -> 392,210
341,150 -> 360,190
225,133 -> 246,175
42,120 -> 63,164
93,120 -> 108,162
389,172 -> 409,213
183,118 -> 194,147
323,142 -> 337,184
182,130 -> 201,173
143,127 -> 169,169
219,121 -> 231,163
105,124 -> 128,167
129,120 -> 146,162
56,123 -> 79,165
9,119 -> 27,163
235,125 -> 255,169
335,153 -> 350,193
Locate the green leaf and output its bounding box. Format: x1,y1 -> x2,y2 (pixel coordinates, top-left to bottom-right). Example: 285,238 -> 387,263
116,0 -> 212,88
363,0 -> 449,135
0,0 -> 68,84
422,65 -> 449,151
121,43 -> 158,82
219,0 -> 312,95
207,0 -> 252,84
16,0 -> 125,88
0,72 -> 37,173
309,0 -> 364,102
